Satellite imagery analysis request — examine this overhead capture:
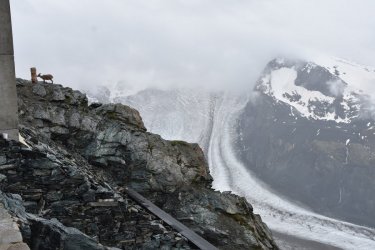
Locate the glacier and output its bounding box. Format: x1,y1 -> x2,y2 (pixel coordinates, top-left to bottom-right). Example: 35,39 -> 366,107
86,57 -> 375,249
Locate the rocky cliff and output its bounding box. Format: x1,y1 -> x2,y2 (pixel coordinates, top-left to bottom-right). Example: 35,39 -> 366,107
0,79 -> 278,249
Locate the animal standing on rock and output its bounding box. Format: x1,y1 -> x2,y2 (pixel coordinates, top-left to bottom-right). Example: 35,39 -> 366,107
37,73 -> 54,83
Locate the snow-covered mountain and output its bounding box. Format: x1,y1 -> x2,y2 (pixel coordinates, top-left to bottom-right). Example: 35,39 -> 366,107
87,57 -> 375,250
238,57 -> 375,225
255,58 -> 375,123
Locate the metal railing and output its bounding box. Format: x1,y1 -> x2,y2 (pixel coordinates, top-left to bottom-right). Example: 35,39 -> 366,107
125,187 -> 219,250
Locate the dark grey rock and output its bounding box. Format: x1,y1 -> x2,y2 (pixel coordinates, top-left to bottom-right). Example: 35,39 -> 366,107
4,80 -> 279,249
81,116 -> 98,132
52,88 -> 66,101
28,216 -> 106,250
50,108 -> 66,125
0,173 -> 6,182
32,84 -> 47,97
33,105 -> 51,120
69,112 -> 81,128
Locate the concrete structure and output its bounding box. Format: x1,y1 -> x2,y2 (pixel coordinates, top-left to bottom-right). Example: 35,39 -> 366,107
0,203 -> 30,250
0,0 -> 19,141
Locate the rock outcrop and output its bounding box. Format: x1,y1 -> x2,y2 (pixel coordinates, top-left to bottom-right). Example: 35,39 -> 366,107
0,189 -> 114,250
0,131 -> 193,249
0,79 -> 278,249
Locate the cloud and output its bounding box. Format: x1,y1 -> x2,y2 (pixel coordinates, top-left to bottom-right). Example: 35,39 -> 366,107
327,80 -> 346,97
10,0 -> 375,92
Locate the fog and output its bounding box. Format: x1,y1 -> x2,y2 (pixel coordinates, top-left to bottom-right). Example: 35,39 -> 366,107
10,0 -> 375,92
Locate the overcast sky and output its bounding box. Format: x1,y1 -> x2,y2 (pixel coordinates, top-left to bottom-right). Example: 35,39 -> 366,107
10,0 -> 375,92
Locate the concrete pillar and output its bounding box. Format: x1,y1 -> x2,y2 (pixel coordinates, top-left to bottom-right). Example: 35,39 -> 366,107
0,0 -> 19,141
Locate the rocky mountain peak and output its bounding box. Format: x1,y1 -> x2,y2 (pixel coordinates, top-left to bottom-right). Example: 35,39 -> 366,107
0,79 -> 278,249
263,58 -> 347,97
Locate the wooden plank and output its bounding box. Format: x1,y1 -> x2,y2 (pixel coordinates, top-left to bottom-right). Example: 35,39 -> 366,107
30,67 -> 37,83
125,187 -> 218,250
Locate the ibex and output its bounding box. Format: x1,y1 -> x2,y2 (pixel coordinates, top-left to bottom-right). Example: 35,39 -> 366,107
37,73 -> 54,83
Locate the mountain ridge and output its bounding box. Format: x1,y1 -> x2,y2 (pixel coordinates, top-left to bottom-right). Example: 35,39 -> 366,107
0,79 -> 278,249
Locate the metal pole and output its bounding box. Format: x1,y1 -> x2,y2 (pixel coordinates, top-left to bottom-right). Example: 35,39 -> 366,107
0,0 -> 19,141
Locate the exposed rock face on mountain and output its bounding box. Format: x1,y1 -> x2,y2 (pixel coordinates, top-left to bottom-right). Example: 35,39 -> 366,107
0,79 -> 278,249
0,189 -> 110,250
0,137 -> 192,249
237,58 -> 375,228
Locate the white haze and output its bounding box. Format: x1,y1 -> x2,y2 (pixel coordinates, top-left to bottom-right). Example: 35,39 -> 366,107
10,0 -> 375,92
328,80 -> 346,97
